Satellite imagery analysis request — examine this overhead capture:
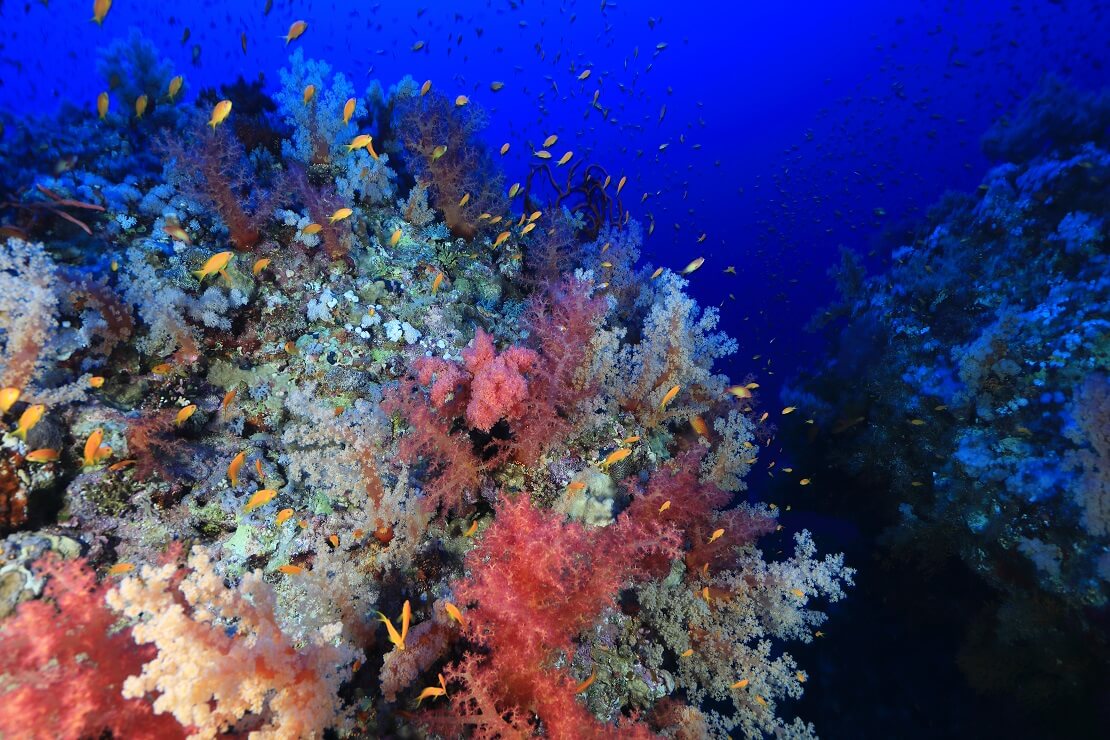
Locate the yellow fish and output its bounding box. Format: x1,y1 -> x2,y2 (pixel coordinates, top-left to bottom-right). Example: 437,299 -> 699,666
208,99 -> 232,128
276,508 -> 294,525
167,75 -> 183,101
617,176 -> 627,194
88,376 -> 105,388
243,488 -> 277,513
659,384 -> 680,411
134,95 -> 148,119
543,134 -> 558,147
193,251 -> 233,281
432,272 -> 444,295
343,97 -> 356,125
329,208 -> 353,224
83,428 -> 106,467
432,144 -> 448,160
464,519 -> 479,537
708,528 -> 725,544
91,0 -> 112,26
726,385 -> 752,400
416,674 -> 448,705
277,564 -> 303,575
521,222 -> 536,235
458,192 -> 470,207
782,406 -> 797,415
13,404 -> 44,440
455,95 -> 469,106
534,149 -> 552,159
600,447 -> 631,469
346,134 -> 373,152
252,258 -> 270,275
421,79 -> 432,95
283,20 -> 307,44
682,257 -> 705,275
108,563 -> 135,576
508,182 -> 521,198
799,478 -> 811,486
390,229 -> 402,247
25,448 -> 60,463
444,601 -> 466,627
500,142 -> 510,155
557,151 -> 573,166
175,404 -> 197,425
650,267 -> 664,280
96,92 -> 109,119
680,648 -> 694,658
303,84 -> 316,104
377,601 -> 409,651
228,450 -> 246,487
566,481 -> 587,497
493,231 -> 511,248
162,221 -> 191,244
658,500 -> 671,513
578,69 -> 592,80
791,588 -> 805,598
301,223 -> 323,235
731,679 -> 749,690
0,387 -> 20,413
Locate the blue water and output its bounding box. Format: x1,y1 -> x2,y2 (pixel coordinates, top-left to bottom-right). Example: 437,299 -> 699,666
2,1 -> 1108,737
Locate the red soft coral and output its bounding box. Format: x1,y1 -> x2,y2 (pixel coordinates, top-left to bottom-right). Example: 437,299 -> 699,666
462,329 -> 538,432
0,556 -> 185,740
432,494 -> 678,737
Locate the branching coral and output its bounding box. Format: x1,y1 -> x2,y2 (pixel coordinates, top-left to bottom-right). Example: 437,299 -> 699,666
107,545 -> 359,740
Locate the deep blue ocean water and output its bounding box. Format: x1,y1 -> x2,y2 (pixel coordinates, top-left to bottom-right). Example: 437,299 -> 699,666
1,1 -> 1108,738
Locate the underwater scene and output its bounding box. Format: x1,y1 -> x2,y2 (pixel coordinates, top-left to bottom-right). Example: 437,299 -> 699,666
0,0 -> 1107,738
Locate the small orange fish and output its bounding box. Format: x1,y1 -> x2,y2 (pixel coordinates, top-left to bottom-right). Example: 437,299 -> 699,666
690,415 -> 709,437
791,588 -> 805,598
682,257 -> 705,275
162,221 -> 191,244
108,563 -> 135,576
301,223 -> 323,235
617,176 -> 627,195
782,406 -> 797,415
521,222 -> 536,235
96,91 -> 109,119
726,385 -> 753,400
346,133 -> 373,152
420,80 -> 432,95
276,508 -> 294,525
557,151 -> 574,166
658,500 -> 671,513
278,564 -> 303,575
302,84 -> 316,104
432,272 -> 444,295
650,267 -> 664,280
255,458 -> 264,479
167,75 -> 183,101
464,520 -> 479,537
432,144 -> 448,160
208,99 -> 232,128
566,481 -> 587,497
680,648 -> 694,658
243,488 -> 277,513
493,231 -> 511,248
389,228 -> 402,247
108,459 -> 135,472
731,678 -> 749,689
400,599 -> 411,644
252,258 -> 270,276
228,451 -> 246,487
134,95 -> 148,119
329,208 -> 353,224
88,374 -> 104,387
193,250 -> 233,280
622,435 -> 641,445
416,673 -> 448,705
0,387 -> 20,413
543,134 -> 558,147
174,404 -> 197,426
458,193 -> 470,207
328,534 -> 340,547
455,95 -> 469,106
221,388 -> 237,411
578,69 -> 592,80
708,528 -> 725,544
799,478 -> 811,486
91,0 -> 112,26
25,448 -> 60,463
283,20 -> 308,44
444,601 -> 466,627
755,695 -> 768,707
600,447 -> 631,469
13,404 -> 45,440
575,671 -> 596,693
500,142 -> 510,155
83,428 -> 106,467
343,97 -> 356,125
377,603 -> 408,651
659,384 -> 680,411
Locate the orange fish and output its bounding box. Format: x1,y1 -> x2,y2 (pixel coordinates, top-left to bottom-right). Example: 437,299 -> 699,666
600,448 -> 631,469
25,448 -> 60,463
0,387 -> 20,413
252,258 -> 270,275
13,404 -> 45,440
575,671 -> 596,693
243,488 -> 276,513
432,272 -> 444,295
221,388 -> 237,411
82,428 -> 107,467
283,20 -> 307,44
278,564 -> 303,575
276,508 -> 294,525
464,520 -> 479,537
659,384 -> 680,411
174,404 -> 197,426
91,0 -> 112,26
658,500 -> 671,513
416,673 -> 448,705
343,97 -> 356,125
302,223 -> 323,235
708,528 -> 725,544
444,601 -> 466,627
228,451 -> 246,487
493,231 -> 510,248
690,415 -> 709,437
107,563 -> 135,576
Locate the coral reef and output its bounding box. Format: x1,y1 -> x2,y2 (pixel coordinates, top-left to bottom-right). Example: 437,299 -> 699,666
789,79 -> 1110,708
0,39 -> 850,739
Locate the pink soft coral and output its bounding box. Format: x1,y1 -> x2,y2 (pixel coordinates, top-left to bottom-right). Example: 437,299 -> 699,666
426,494 -> 678,738
461,329 -> 539,432
0,556 -> 185,740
